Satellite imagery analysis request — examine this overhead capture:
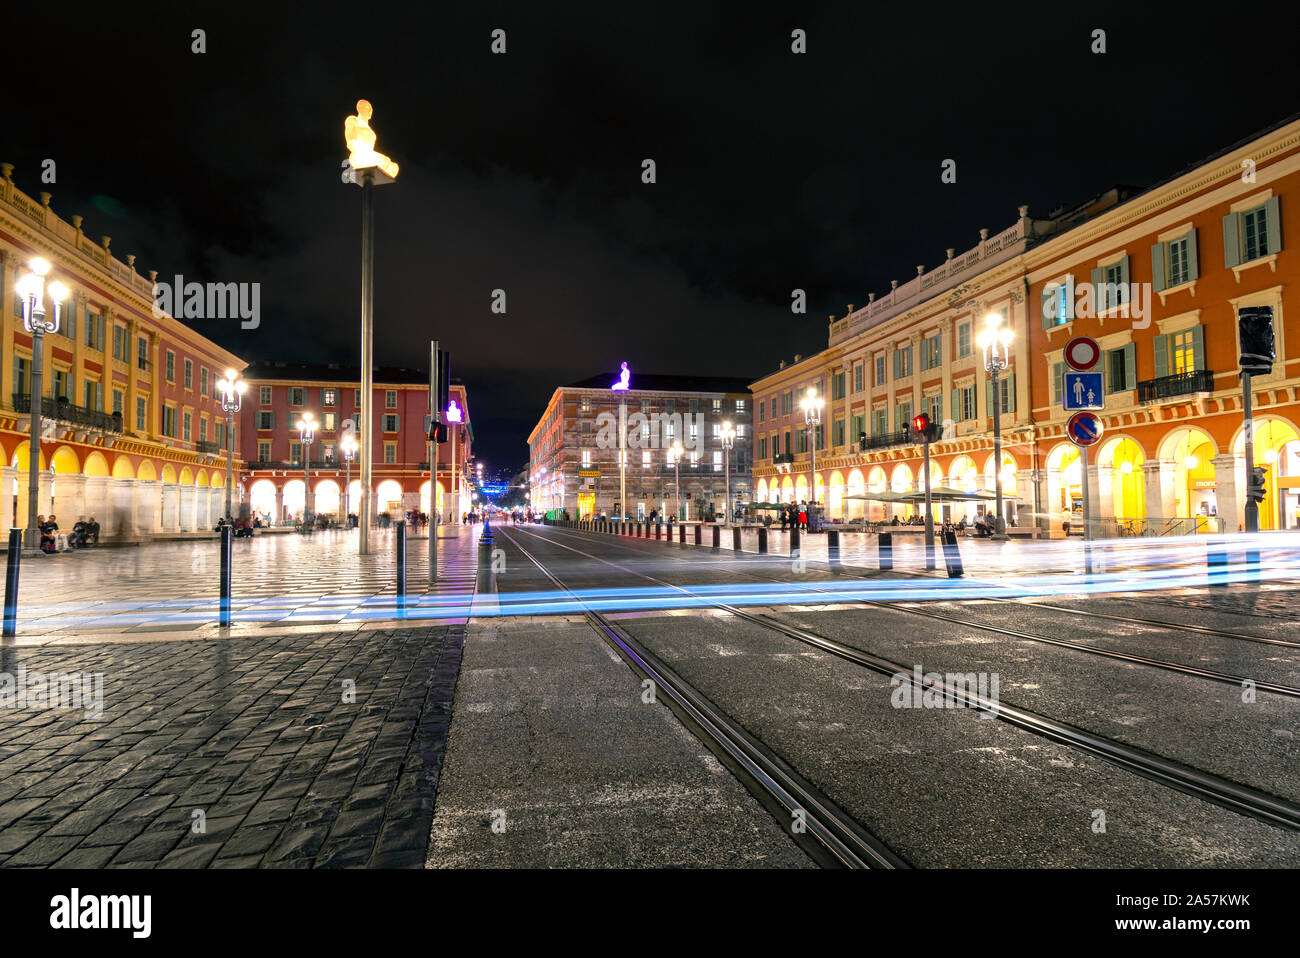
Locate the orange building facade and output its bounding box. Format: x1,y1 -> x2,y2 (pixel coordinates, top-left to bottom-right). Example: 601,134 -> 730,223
0,164 -> 246,539
751,116 -> 1300,536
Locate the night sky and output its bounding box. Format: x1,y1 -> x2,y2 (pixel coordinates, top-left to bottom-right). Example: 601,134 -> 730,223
15,1 -> 1296,470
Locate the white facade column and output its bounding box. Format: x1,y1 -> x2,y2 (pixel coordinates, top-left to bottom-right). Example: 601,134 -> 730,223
1084,462 -> 1103,539
83,476 -> 111,529
196,486 -> 212,530
1213,454 -> 1242,535
39,470 -> 55,518
1096,464 -> 1114,523
110,478 -> 138,537
178,484 -> 196,532
51,473 -> 88,526
135,479 -> 160,535
1015,468 -> 1035,534
1142,459 -> 1177,520
160,483 -> 180,532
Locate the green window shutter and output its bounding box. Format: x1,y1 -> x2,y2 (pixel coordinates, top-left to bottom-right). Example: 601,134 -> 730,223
934,336 -> 942,365
1123,343 -> 1136,391
1191,324 -> 1205,371
1119,254 -> 1131,288
1223,212 -> 1241,267
1153,334 -> 1169,379
985,380 -> 993,418
1265,196 -> 1282,255
892,351 -> 899,380
1052,362 -> 1064,405
67,308 -> 77,341
1184,228 -> 1199,281
1090,267 -> 1104,308
950,389 -> 959,421
1041,287 -> 1054,329
1005,373 -> 1016,414
1102,350 -> 1112,393
1151,242 -> 1167,292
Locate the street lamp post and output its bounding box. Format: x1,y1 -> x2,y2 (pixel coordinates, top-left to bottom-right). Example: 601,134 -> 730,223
215,369 -> 246,522
800,387 -> 824,528
341,434 -> 356,521
669,441 -> 684,522
298,412 -> 316,530
17,259 -> 69,553
978,313 -> 1014,540
721,421 -> 736,526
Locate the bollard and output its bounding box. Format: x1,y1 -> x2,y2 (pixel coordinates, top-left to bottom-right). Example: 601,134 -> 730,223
941,529 -> 963,578
694,525 -> 701,546
878,531 -> 893,571
656,522 -> 663,540
1246,546 -> 1261,583
712,525 -> 720,551
1207,539 -> 1228,586
679,524 -> 686,543
789,526 -> 800,558
757,527 -> 768,554
3,529 -> 21,637
219,524 -> 233,627
733,526 -> 742,552
827,529 -> 840,565
396,520 -> 407,611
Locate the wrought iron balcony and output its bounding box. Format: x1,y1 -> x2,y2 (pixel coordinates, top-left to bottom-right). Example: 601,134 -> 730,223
1136,369 -> 1214,404
773,452 -> 795,465
196,440 -> 221,454
862,429 -> 913,451
13,394 -> 123,434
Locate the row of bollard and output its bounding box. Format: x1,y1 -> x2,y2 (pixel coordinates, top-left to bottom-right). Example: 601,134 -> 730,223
582,518 -> 964,577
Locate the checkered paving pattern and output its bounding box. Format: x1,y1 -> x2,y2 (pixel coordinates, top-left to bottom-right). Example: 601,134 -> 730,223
5,526 -> 482,643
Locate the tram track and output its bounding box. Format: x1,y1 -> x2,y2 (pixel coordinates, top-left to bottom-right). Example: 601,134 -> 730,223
508,523 -> 1300,831
537,523 -> 1300,698
495,525 -> 909,869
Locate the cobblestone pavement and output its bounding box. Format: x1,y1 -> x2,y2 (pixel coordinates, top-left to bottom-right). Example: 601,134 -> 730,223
5,525 -> 481,644
0,626 -> 463,868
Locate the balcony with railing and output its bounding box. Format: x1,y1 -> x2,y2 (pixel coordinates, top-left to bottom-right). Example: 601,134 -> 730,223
862,429 -> 913,451
195,440 -> 221,455
13,394 -> 123,434
1136,369 -> 1214,405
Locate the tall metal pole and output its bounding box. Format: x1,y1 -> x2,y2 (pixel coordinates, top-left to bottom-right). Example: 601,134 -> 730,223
344,454 -> 351,519
991,362 -> 1007,539
25,325 -> 44,552
675,458 -> 681,521
429,339 -> 439,582
923,431 -> 935,571
619,396 -> 626,519
451,421 -> 457,523
1243,372 -> 1258,534
225,410 -> 234,520
1081,443 -> 1094,576
809,418 -> 816,522
725,445 -> 731,527
358,170 -> 375,555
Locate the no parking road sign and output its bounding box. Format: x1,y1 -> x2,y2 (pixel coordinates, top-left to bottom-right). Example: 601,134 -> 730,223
1064,336 -> 1101,371
1066,411 -> 1104,447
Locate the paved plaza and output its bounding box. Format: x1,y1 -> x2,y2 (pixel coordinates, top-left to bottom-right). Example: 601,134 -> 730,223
3,525 -> 482,645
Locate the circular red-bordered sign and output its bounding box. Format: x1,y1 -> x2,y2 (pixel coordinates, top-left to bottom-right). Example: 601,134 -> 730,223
1064,336 -> 1101,371
1066,411 -> 1104,447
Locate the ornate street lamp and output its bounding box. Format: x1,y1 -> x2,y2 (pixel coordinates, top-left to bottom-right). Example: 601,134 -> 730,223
668,440 -> 684,521
721,420 -> 736,526
977,312 -> 1014,539
215,369 -> 246,522
297,412 -> 316,529
800,387 -> 824,523
341,432 -> 357,521
17,258 -> 69,552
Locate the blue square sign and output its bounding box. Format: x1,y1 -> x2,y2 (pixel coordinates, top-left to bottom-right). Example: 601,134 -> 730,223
1063,371 -> 1104,410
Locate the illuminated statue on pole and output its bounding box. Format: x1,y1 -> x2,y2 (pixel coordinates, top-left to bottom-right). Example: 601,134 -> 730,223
345,100 -> 400,180
611,362 -> 631,391
446,399 -> 464,423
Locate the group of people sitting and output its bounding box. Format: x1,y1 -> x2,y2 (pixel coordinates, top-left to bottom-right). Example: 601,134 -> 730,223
37,514 -> 100,553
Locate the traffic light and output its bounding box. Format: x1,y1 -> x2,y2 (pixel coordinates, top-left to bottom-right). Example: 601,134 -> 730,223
1238,306 -> 1275,376
434,423 -> 449,444
910,413 -> 940,442
1248,466 -> 1267,503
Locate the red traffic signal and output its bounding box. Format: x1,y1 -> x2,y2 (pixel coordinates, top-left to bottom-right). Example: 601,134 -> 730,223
912,413 -> 930,435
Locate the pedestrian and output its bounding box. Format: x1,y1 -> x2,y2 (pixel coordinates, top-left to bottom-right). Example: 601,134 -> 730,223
779,507 -> 788,531
798,503 -> 807,530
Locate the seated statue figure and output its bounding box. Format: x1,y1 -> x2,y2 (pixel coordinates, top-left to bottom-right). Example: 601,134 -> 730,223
345,100 -> 400,179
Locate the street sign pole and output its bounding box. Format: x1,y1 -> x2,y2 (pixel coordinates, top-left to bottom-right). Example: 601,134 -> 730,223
923,430 -> 935,571
1242,371 -> 1258,534
1081,442 -> 1093,577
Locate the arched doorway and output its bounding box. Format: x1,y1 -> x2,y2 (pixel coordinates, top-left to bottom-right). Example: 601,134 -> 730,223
1233,416 -> 1300,530
1099,437 -> 1146,524
1160,427 -> 1217,523
315,479 -> 341,518
828,471 -> 845,520
846,469 -> 865,522
375,480 -> 404,518
249,480 -> 277,521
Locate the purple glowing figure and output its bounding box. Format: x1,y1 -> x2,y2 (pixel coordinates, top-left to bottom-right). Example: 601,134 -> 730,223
611,362 -> 631,391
